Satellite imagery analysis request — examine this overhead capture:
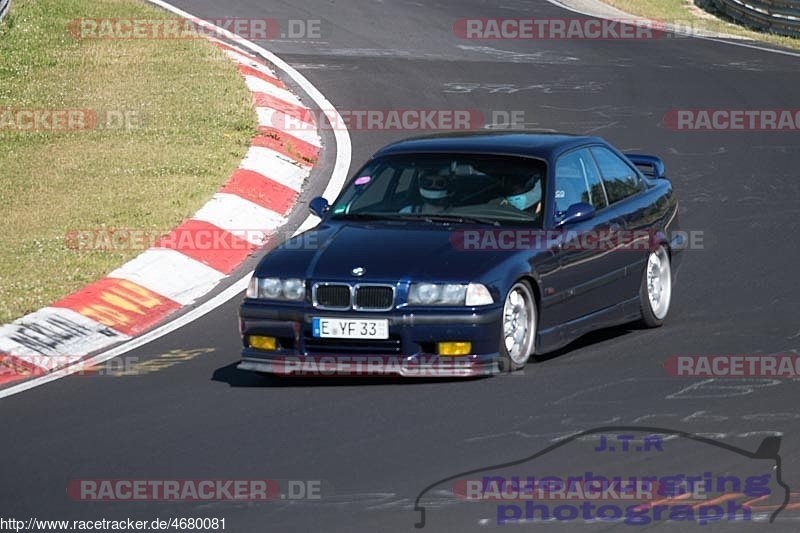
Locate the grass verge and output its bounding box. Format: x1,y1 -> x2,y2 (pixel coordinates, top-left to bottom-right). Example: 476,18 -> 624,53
602,0 -> 800,50
0,0 -> 256,324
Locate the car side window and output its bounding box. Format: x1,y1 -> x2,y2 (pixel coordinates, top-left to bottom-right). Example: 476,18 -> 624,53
554,149 -> 608,219
590,147 -> 644,204
577,148 -> 608,210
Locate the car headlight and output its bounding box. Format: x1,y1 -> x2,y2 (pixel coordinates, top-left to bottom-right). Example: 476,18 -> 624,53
281,278 -> 306,301
246,276 -> 306,301
408,283 -> 493,306
465,283 -> 494,306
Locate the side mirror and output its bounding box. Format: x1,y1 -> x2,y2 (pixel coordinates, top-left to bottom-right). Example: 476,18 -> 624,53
557,202 -> 595,227
309,196 -> 330,218
625,154 -> 666,179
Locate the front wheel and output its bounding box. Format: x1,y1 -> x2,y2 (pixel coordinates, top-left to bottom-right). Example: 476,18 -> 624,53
498,281 -> 537,373
639,245 -> 672,328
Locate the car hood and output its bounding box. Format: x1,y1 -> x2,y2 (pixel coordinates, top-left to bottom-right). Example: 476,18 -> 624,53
256,221 -> 503,282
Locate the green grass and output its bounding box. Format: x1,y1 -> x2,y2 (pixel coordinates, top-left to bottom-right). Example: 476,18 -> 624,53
602,0 -> 800,49
0,0 -> 256,323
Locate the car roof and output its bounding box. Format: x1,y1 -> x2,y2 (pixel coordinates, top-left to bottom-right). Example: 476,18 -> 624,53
373,131 -> 607,161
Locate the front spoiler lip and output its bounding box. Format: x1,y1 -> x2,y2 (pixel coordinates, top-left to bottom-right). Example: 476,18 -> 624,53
238,301 -> 504,326
238,355 -> 499,378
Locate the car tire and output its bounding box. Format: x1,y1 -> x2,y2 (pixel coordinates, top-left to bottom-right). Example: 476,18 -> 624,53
498,281 -> 537,373
639,245 -> 672,328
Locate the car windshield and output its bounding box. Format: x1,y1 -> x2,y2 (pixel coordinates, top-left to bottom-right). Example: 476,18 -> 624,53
329,153 -> 547,226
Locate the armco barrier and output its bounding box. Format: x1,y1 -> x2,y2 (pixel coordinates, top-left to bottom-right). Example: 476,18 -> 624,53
0,0 -> 10,22
710,0 -> 800,38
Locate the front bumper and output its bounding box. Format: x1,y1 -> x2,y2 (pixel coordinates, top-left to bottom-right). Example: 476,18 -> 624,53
238,301 -> 503,378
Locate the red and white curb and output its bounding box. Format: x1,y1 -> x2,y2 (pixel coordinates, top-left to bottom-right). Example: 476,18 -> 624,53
0,22 -> 348,392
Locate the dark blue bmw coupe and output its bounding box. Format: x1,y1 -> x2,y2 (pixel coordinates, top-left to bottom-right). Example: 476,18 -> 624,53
238,132 -> 681,377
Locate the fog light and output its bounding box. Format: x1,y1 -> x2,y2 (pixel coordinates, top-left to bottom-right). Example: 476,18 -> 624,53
249,335 -> 277,351
438,341 -> 472,356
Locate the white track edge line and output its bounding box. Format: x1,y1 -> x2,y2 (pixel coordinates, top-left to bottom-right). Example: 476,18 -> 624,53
543,0 -> 800,58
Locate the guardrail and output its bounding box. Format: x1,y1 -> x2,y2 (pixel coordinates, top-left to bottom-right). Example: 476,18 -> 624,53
710,0 -> 800,38
0,0 -> 9,22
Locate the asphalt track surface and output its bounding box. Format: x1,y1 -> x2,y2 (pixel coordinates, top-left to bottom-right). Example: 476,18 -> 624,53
2,1 -> 800,531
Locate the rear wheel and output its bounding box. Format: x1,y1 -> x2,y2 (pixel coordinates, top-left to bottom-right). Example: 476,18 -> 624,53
639,245 -> 672,327
498,281 -> 536,372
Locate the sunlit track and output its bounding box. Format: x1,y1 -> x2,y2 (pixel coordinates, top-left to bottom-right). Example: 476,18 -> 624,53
1,1 -> 799,532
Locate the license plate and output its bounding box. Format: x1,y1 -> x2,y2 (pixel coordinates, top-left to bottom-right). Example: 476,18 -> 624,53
312,317 -> 389,339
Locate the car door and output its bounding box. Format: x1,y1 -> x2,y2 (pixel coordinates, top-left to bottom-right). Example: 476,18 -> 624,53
589,145 -> 651,298
545,147 -> 628,324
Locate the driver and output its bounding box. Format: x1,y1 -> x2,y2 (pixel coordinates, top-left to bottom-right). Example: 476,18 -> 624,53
493,175 -> 542,215
401,168 -> 453,214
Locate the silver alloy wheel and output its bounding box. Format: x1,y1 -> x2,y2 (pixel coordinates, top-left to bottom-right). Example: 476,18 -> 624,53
646,247 -> 672,320
502,282 -> 535,365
